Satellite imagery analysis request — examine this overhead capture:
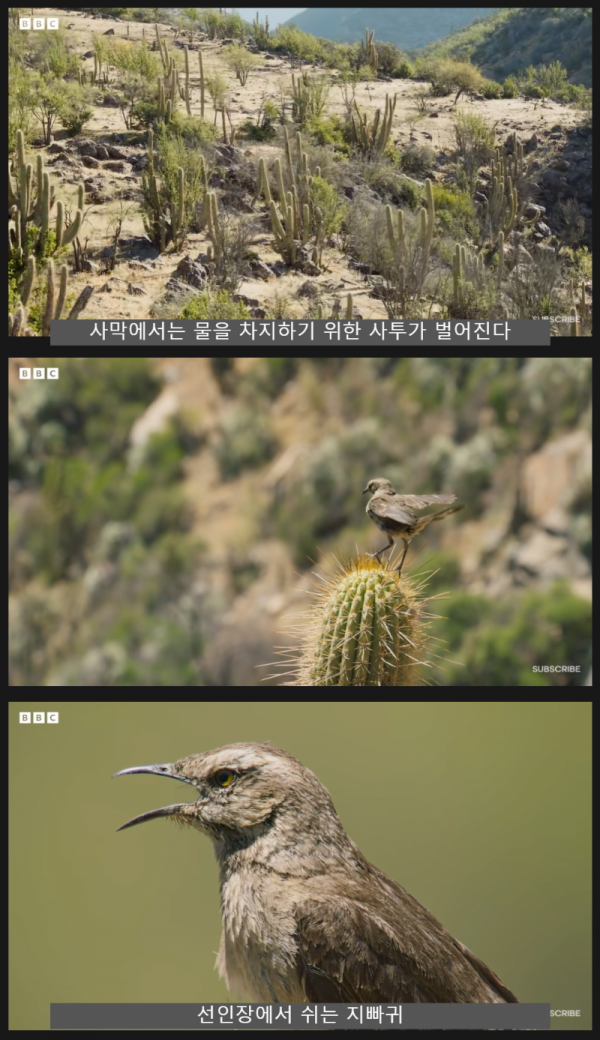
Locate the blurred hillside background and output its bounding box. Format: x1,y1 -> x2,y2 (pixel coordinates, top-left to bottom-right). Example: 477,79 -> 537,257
8,356 -> 592,686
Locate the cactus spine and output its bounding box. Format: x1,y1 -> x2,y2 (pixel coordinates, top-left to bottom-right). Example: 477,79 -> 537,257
273,557 -> 428,686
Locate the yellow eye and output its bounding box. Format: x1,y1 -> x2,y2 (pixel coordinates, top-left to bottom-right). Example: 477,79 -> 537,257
215,769 -> 235,787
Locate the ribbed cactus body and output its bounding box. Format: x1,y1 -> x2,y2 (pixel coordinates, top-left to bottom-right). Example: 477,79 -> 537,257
281,559 -> 425,686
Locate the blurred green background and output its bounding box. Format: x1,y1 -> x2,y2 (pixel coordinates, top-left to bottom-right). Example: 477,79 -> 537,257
9,701 -> 591,1029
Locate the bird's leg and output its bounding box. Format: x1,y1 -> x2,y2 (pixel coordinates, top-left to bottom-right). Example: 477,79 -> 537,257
395,543 -> 409,574
367,535 -> 394,561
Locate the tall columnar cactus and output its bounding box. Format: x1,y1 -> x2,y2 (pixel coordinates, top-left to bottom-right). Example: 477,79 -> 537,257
352,93 -> 396,158
10,258 -> 93,337
570,306 -> 579,336
263,132 -> 325,268
360,28 -> 378,72
9,130 -> 71,260
252,11 -> 270,49
272,557 -> 428,686
198,50 -> 205,119
183,45 -> 192,116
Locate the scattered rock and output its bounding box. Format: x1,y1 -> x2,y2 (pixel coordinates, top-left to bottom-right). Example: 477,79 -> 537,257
523,202 -> 546,219
554,158 -> 570,172
47,142 -> 66,154
81,155 -> 101,168
234,293 -> 260,308
429,111 -> 439,118
298,260 -> 321,277
103,28 -> 115,35
105,145 -> 129,159
82,50 -> 94,59
78,140 -> 98,157
127,283 -> 147,296
349,260 -> 372,275
104,161 -> 128,173
524,132 -> 538,154
297,280 -> 319,299
99,277 -> 129,294
95,144 -> 110,160
173,255 -> 207,289
82,259 -> 100,273
248,259 -> 273,281
102,95 -> 122,108
536,221 -> 552,238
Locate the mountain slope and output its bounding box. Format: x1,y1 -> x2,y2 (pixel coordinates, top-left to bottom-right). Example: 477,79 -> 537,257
419,7 -> 592,87
281,8 -> 499,50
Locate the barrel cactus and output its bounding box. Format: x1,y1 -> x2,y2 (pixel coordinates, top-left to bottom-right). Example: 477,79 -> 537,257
277,556 -> 431,686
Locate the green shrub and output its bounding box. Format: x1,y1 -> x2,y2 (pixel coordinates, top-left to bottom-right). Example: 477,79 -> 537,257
166,112 -> 217,145
482,79 -> 502,99
214,404 -> 277,480
307,115 -> 348,153
179,291 -> 250,320
62,106 -> 94,136
503,76 -> 518,98
375,41 -> 403,76
131,99 -> 161,127
310,175 -> 348,235
395,60 -> 414,78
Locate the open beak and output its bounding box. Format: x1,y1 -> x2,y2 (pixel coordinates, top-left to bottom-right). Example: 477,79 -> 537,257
112,762 -> 198,831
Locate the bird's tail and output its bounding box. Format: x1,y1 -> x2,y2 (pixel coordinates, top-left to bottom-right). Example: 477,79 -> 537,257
418,503 -> 465,529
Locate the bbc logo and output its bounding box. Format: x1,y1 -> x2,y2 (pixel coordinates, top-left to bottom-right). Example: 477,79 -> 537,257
20,18 -> 59,30
19,368 -> 59,379
20,712 -> 60,723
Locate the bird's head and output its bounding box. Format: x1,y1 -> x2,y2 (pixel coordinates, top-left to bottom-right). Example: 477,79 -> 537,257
362,477 -> 395,495
113,742 -> 339,852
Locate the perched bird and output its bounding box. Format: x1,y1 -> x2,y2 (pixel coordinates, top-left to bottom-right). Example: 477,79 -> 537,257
363,477 -> 464,573
114,743 -> 519,1005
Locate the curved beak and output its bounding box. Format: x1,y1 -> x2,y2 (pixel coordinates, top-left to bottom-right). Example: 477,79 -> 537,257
362,487 -> 370,495
112,763 -> 198,832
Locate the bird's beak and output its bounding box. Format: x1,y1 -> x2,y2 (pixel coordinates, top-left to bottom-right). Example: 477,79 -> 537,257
112,763 -> 199,831
362,487 -> 370,495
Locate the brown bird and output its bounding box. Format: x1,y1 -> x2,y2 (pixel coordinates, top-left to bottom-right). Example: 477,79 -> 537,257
114,743 -> 519,1005
363,476 -> 464,573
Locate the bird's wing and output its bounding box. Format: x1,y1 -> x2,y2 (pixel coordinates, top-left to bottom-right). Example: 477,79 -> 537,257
397,493 -> 458,509
368,495 -> 416,526
294,877 -> 518,1004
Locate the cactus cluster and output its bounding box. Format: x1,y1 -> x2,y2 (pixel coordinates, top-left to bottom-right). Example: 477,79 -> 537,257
142,129 -> 208,252
272,557 -> 429,686
385,178 -> 435,274
359,28 -> 378,73
480,133 -> 536,249
258,128 -> 325,269
9,130 -> 83,261
9,257 -> 94,337
351,93 -> 396,158
252,11 -> 270,49
452,242 -> 485,307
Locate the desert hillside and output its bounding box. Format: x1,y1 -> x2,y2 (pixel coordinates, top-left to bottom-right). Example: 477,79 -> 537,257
8,8 -> 592,333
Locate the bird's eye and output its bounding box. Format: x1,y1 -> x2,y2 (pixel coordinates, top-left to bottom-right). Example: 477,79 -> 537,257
214,769 -> 235,787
